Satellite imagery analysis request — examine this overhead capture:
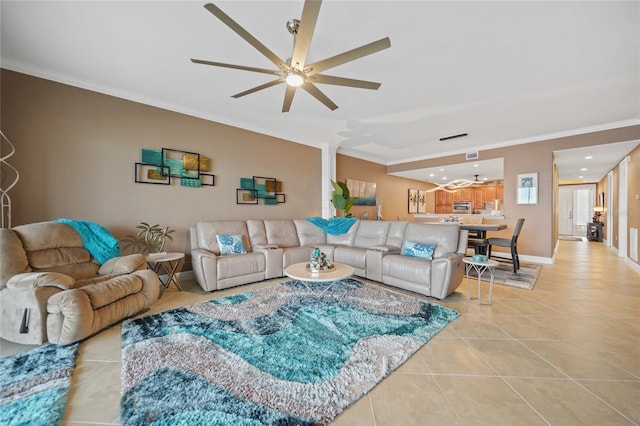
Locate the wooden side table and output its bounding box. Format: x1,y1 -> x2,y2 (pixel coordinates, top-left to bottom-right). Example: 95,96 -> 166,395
463,258 -> 499,305
146,252 -> 185,295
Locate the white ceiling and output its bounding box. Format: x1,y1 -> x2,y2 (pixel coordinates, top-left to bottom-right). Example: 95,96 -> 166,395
1,1 -> 639,183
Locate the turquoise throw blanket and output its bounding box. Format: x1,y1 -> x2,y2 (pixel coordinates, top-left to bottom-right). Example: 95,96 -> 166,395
55,219 -> 121,264
307,217 -> 357,235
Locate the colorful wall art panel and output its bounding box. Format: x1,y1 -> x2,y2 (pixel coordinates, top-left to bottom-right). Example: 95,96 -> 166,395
135,148 -> 215,187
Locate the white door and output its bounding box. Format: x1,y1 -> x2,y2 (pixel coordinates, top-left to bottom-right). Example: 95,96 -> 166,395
559,185 -> 595,236
618,157 -> 629,257
559,187 -> 573,235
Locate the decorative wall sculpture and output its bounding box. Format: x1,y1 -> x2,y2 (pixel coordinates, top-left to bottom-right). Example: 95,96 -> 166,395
237,176 -> 285,205
0,131 -> 19,228
134,148 -> 215,187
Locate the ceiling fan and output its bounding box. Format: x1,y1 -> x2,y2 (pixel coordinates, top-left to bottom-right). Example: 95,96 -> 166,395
191,1 -> 391,112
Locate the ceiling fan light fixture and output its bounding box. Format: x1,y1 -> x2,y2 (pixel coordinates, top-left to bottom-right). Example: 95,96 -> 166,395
285,72 -> 304,87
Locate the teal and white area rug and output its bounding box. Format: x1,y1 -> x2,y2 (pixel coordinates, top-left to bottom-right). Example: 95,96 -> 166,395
121,278 -> 459,425
0,343 -> 80,426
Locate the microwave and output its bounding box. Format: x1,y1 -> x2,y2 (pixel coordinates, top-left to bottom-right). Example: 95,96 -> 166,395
452,202 -> 471,213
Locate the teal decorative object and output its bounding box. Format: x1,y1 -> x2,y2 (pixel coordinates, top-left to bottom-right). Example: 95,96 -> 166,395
120,279 -> 459,425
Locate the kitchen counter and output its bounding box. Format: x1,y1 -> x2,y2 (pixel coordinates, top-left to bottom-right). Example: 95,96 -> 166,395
413,214 -> 506,221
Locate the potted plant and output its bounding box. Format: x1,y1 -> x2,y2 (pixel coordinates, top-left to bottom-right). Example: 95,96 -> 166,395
122,222 -> 175,254
331,180 -> 359,218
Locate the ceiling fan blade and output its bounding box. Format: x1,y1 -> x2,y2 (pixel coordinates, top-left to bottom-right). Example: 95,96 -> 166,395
290,0 -> 322,70
204,3 -> 289,71
305,37 -> 391,76
282,84 -> 297,112
191,59 -> 282,76
231,79 -> 284,98
301,83 -> 338,111
311,74 -> 381,90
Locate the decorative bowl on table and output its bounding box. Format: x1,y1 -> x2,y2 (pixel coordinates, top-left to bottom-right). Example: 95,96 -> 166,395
472,255 -> 488,262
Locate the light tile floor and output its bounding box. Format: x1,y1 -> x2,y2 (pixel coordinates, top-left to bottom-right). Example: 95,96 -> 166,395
1,240 -> 638,425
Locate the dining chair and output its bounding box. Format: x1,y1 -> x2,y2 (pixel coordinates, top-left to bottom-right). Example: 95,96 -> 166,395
487,218 -> 525,273
467,237 -> 489,255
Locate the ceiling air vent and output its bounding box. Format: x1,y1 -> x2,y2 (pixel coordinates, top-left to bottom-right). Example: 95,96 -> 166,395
466,151 -> 479,161
439,132 -> 468,141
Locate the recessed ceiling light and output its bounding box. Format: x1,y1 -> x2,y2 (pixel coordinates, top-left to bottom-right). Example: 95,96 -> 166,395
585,155 -> 592,159
483,177 -> 488,181
439,168 -> 445,172
579,175 -> 584,179
473,164 -> 479,167
429,173 -> 434,177
442,177 -> 447,180
581,167 -> 587,171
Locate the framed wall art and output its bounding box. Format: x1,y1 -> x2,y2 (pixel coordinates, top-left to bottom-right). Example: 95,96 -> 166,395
346,179 -> 377,206
517,173 -> 538,204
408,189 -> 418,213
418,190 -> 428,213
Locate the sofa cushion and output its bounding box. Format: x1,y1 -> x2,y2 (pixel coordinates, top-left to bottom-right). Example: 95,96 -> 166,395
264,220 -> 300,247
326,220 -> 360,246
401,241 -> 436,260
353,221 -> 391,248
81,274 -> 144,310
196,221 -> 251,255
216,235 -> 247,255
403,223 -> 459,258
293,219 -> 327,246
217,253 -> 265,280
0,229 -> 31,289
13,221 -> 83,252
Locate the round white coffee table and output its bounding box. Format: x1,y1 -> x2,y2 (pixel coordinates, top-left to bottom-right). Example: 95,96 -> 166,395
284,262 -> 354,296
463,257 -> 499,305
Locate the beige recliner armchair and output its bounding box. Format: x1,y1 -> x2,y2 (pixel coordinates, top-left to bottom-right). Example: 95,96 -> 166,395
0,221 -> 160,345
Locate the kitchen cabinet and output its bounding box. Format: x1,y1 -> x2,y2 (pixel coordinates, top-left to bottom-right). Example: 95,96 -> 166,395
483,186 -> 498,203
453,188 -> 472,202
473,188 -> 485,210
433,184 -> 502,214
435,191 -> 453,214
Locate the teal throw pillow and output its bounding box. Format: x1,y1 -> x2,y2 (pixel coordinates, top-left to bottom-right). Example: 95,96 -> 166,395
401,240 -> 436,259
216,234 -> 246,255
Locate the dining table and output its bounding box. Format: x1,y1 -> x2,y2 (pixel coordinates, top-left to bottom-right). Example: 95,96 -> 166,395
458,223 -> 508,239
457,223 -> 508,255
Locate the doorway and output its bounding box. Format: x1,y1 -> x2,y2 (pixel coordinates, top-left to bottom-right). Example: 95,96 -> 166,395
559,185 -> 596,236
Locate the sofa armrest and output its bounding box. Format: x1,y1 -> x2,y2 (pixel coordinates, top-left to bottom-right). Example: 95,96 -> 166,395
430,253 -> 465,299
7,272 -> 75,290
98,254 -> 146,275
365,246 -> 399,282
253,244 -> 279,250
46,289 -> 94,345
253,246 -> 283,279
191,248 -> 219,291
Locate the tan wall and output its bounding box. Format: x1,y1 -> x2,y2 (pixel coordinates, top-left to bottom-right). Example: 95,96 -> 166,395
1,70 -> 322,256
336,154 -> 435,221
3,70 -> 639,264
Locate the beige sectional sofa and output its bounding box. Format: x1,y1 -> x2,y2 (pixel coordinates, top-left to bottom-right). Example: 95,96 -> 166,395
190,219 -> 468,299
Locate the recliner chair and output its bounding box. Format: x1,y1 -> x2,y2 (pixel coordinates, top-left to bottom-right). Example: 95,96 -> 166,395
487,218 -> 525,273
0,221 -> 160,345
